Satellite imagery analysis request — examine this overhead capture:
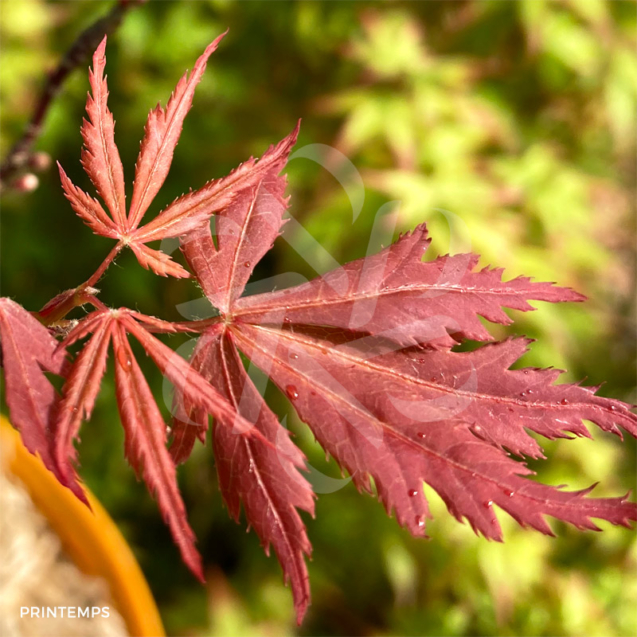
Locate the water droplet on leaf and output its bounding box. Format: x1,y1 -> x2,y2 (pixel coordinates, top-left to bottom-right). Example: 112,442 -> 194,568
286,385 -> 299,400
116,347 -> 132,369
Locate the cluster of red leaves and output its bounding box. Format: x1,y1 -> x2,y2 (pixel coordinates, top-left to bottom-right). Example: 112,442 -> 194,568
1,34 -> 635,624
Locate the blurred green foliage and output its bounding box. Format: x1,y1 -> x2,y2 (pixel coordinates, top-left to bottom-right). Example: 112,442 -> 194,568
1,1 -> 635,635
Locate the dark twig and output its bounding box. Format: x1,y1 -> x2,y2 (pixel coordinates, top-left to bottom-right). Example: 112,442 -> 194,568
0,0 -> 147,191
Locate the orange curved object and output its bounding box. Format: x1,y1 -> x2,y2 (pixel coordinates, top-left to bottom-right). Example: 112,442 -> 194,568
0,417 -> 165,637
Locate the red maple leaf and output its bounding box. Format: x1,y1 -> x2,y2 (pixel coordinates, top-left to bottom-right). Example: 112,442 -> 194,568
57,32 -> 298,280
0,299 -> 71,489
175,170 -> 636,622
1,34 -> 635,625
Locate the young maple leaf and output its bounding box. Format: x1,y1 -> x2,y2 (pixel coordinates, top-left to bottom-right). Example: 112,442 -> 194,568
57,33 -> 298,279
48,307 -> 267,580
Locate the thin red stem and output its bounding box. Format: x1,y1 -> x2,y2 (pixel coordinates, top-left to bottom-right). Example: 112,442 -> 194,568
136,316 -> 223,334
86,295 -> 109,312
35,243 -> 123,326
86,242 -> 124,287
170,316 -> 223,333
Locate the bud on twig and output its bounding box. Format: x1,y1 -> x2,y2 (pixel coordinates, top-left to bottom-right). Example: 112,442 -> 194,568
28,151 -> 52,173
12,174 -> 39,193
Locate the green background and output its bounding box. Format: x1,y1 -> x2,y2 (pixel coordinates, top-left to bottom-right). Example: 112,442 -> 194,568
1,1 -> 635,635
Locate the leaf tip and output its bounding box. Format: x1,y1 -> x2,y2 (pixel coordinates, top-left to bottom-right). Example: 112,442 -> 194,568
63,474 -> 92,509
94,35 -> 107,63
210,28 -> 229,52
295,598 -> 310,626
190,557 -> 206,584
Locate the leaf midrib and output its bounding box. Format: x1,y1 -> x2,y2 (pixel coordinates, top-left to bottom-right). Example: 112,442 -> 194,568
218,332 -> 304,575
233,278 -> 543,318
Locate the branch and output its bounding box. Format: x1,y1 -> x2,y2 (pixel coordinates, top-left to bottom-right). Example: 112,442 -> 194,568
0,0 -> 147,191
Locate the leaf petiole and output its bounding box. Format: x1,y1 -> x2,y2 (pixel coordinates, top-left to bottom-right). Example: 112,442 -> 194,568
86,241 -> 124,288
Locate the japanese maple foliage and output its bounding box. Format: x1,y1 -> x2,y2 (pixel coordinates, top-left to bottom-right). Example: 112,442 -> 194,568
1,34 -> 636,624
